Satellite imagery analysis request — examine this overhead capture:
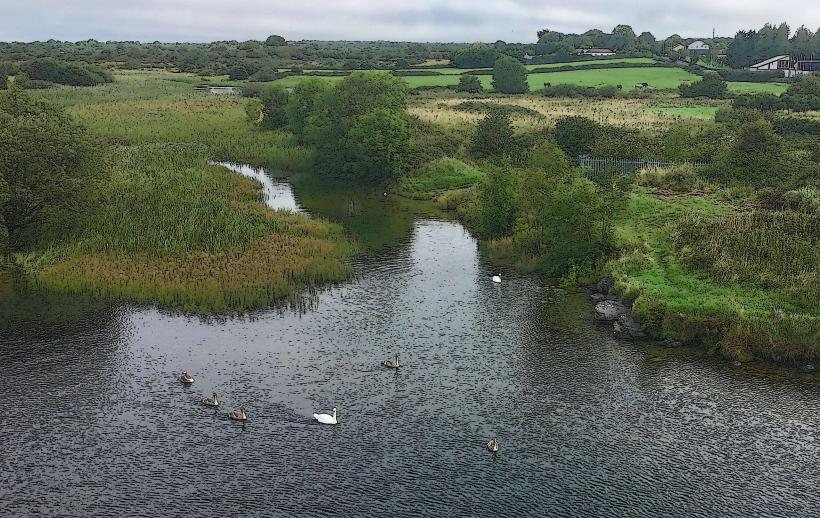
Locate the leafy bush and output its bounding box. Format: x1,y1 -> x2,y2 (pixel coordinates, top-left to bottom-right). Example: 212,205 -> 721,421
470,110 -> 516,159
732,93 -> 786,111
540,83 -> 622,98
260,84 -> 288,129
451,45 -> 499,68
553,116 -> 602,158
706,119 -> 793,188
22,58 -> 112,86
678,73 -> 727,99
780,75 -> 820,112
456,74 -> 482,93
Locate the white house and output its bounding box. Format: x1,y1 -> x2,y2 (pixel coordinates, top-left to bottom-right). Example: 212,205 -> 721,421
749,55 -> 791,71
578,48 -> 615,57
687,40 -> 710,52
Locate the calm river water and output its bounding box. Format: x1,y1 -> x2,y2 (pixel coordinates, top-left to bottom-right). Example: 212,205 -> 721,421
1,164 -> 818,517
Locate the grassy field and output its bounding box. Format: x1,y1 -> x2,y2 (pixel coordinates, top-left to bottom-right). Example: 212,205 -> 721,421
24,71 -> 353,312
726,82 -> 789,95
394,158 -> 484,199
525,67 -> 700,91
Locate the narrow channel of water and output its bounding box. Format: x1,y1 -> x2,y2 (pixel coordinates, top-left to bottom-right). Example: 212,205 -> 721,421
1,165 -> 817,516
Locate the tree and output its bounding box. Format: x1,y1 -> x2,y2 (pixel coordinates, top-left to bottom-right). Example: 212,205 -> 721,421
451,45 -> 498,68
476,165 -> 517,238
0,84 -> 101,248
492,56 -> 528,94
0,173 -> 9,257
329,71 -> 407,121
285,78 -> 332,141
456,74 -> 482,93
637,32 -> 657,53
264,35 -> 287,46
514,168 -> 611,275
470,110 -> 515,159
260,84 -> 288,129
610,25 -> 637,52
228,64 -> 251,80
553,116 -> 602,158
790,26 -> 816,58
345,109 -> 410,179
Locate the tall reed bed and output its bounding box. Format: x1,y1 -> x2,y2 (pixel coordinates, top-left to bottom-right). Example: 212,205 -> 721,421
27,144 -> 352,312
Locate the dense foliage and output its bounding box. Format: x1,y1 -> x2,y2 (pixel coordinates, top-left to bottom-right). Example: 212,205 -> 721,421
678,73 -> 727,99
21,58 -> 112,86
553,116 -> 602,158
492,56 -> 528,94
0,85 -> 101,249
456,74 -> 482,93
469,111 -> 516,159
727,23 -> 820,68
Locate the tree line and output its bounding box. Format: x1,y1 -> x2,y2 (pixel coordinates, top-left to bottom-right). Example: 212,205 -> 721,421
728,23 -> 820,68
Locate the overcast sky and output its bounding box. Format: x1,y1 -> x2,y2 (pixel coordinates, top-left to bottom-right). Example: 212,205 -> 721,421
3,1 -> 819,43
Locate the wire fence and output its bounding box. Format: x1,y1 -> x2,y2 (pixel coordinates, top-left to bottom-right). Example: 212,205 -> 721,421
577,155 -> 708,181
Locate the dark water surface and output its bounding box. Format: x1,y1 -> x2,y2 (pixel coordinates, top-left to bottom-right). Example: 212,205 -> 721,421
1,171 -> 818,517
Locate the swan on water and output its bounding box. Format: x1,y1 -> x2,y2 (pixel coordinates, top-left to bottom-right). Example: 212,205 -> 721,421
229,406 -> 248,421
382,353 -> 400,369
492,274 -> 502,283
313,407 -> 337,425
487,438 -> 500,452
179,371 -> 194,384
202,392 -> 219,407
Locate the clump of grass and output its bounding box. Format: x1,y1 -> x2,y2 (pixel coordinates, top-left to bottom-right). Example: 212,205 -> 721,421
395,158 -> 484,199
433,189 -> 468,210
783,186 -> 820,214
636,164 -> 706,192
674,210 -> 819,301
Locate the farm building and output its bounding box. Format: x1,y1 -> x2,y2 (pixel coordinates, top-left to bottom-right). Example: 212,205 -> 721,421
578,48 -> 615,57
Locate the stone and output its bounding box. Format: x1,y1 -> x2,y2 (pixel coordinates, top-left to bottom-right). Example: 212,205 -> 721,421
613,314 -> 646,339
594,300 -> 630,321
594,276 -> 614,295
590,293 -> 606,302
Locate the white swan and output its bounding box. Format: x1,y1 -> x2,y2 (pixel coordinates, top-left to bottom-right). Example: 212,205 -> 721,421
382,353 -> 400,369
487,437 -> 500,452
229,406 -> 247,421
179,371 -> 194,384
492,274 -> 502,283
313,407 -> 337,425
202,392 -> 219,407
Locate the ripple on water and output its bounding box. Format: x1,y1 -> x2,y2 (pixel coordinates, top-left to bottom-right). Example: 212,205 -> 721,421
1,213 -> 818,517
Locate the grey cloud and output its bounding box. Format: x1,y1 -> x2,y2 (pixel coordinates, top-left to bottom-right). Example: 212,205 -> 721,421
2,1 -> 819,42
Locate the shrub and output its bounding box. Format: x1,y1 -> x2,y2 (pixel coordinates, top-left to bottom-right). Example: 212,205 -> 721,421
228,64 -> 251,80
707,119 -> 792,188
781,75 -> 820,112
678,73 -> 727,99
22,58 -> 112,86
395,158 -> 483,199
540,83 -> 621,98
260,84 -> 289,129
783,187 -> 820,214
553,116 -> 602,158
456,74 -> 482,93
451,45 -> 499,68
470,110 -> 516,159
732,93 -> 786,111
718,69 -> 784,82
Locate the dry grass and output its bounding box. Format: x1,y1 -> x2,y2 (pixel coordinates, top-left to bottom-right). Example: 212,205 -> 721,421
409,95 -> 715,132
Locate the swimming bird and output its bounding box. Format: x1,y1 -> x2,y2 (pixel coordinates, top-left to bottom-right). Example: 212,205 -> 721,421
202,392 -> 219,407
487,438 -> 500,452
229,406 -> 248,421
313,407 -> 337,425
382,353 -> 400,369
492,274 -> 502,283
179,371 -> 194,384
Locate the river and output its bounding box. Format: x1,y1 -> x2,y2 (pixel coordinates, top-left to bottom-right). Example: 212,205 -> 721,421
1,164 -> 818,517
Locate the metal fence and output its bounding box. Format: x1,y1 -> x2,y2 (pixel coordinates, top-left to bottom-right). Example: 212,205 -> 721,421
577,156 -> 707,181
